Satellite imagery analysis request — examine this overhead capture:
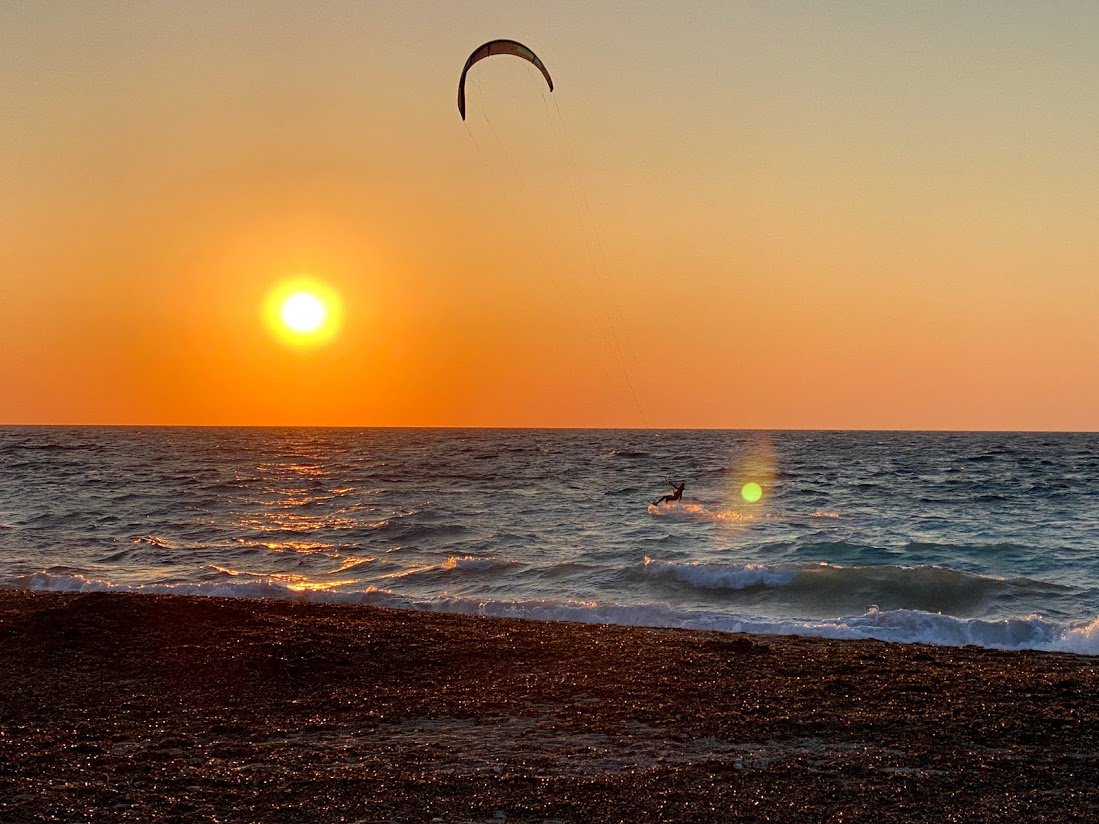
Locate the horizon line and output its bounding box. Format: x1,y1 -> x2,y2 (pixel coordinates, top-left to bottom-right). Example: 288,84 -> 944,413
1,423 -> 1097,435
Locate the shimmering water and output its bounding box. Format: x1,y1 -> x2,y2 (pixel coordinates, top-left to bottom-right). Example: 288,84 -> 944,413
2,427 -> 1097,653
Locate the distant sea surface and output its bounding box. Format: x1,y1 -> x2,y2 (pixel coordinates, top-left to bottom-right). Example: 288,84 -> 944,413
1,427 -> 1096,654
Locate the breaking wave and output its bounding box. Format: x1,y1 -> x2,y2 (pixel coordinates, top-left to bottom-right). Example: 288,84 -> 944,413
11,571 -> 1098,656
642,557 -> 1070,596
641,557 -> 1076,616
643,557 -> 797,589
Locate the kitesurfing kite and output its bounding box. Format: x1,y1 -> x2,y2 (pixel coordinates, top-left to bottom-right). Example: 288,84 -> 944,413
457,39 -> 554,120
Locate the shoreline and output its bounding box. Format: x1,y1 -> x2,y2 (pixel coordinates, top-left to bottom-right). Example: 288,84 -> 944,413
1,590 -> 1095,821
14,575 -> 1099,657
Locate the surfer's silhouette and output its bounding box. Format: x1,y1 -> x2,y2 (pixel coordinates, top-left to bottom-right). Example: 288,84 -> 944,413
653,479 -> 685,506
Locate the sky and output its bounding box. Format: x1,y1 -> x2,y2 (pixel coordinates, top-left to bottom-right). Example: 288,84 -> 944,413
2,1 -> 1097,429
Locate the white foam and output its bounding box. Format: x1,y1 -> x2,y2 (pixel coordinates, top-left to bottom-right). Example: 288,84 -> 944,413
647,501 -> 753,522
1057,616 -> 1099,655
11,571 -> 1098,656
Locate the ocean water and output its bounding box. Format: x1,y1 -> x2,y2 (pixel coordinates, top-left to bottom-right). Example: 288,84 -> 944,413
1,427 -> 1097,654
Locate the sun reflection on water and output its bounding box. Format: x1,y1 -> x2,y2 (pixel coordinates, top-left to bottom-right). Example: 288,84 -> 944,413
211,565 -> 358,593
213,455 -> 387,592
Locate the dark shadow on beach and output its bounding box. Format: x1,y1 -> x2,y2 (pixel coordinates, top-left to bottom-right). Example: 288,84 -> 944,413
0,590 -> 1095,822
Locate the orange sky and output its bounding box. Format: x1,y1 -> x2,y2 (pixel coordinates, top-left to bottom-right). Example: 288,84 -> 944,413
2,2 -> 1097,429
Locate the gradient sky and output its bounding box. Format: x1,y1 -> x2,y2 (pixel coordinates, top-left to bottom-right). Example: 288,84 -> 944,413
2,2 -> 1097,428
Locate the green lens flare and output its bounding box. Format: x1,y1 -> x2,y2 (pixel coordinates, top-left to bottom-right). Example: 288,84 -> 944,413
741,482 -> 763,503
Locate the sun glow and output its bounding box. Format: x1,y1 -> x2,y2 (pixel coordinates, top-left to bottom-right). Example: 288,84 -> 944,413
264,279 -> 343,347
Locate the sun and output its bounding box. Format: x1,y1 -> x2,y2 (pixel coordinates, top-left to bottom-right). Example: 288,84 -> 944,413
264,279 -> 343,347
281,292 -> 326,333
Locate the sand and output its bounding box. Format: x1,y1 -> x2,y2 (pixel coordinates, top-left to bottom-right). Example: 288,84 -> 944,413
0,590 -> 1094,822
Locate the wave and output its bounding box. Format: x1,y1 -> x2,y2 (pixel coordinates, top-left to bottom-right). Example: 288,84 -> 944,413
206,566 -> 358,593
606,449 -> 649,460
374,556 -> 520,582
131,535 -> 173,549
10,572 -> 1098,656
334,556 -> 375,573
375,522 -> 472,541
643,557 -> 796,589
902,541 -> 1033,557
441,555 -> 519,572
641,557 -> 1073,609
7,442 -> 101,452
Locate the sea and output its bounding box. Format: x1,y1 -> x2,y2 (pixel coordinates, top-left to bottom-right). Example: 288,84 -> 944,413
1,427 -> 1097,655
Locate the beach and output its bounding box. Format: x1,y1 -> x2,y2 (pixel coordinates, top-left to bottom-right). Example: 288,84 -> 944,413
6,3 -> 1099,821
0,591 -> 1094,822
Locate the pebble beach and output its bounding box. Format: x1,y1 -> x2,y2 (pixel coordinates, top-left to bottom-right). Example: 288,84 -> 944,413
1,590 -> 1095,822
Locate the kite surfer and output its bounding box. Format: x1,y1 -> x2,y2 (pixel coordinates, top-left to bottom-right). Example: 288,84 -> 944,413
653,479 -> 685,507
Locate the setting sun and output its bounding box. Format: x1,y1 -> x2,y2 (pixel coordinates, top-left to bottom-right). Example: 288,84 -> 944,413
264,279 -> 343,348
281,292 -> 326,333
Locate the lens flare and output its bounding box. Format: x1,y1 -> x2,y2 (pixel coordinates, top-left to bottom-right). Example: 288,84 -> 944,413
722,433 -> 777,526
741,481 -> 763,503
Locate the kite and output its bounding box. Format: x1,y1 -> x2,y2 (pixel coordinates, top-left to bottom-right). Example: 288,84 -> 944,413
457,39 -> 554,120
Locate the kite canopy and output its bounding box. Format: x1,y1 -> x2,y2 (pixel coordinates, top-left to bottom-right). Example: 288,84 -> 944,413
457,39 -> 554,120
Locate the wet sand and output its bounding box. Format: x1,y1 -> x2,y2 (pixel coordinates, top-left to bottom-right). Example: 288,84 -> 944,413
0,590 -> 1095,822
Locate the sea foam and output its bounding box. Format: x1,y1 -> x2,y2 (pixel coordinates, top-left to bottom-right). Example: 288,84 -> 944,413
13,571 -> 1098,656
